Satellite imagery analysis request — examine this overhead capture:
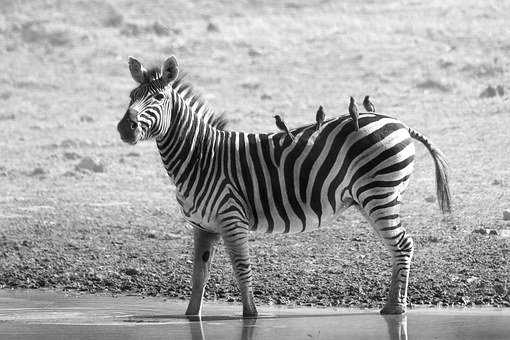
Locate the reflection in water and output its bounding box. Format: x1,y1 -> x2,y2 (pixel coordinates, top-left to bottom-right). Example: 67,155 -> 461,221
187,316 -> 257,340
187,314 -> 407,340
383,314 -> 408,340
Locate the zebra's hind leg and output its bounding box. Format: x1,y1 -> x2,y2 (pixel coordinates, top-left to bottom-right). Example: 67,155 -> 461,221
220,220 -> 258,317
185,228 -> 221,316
357,201 -> 414,314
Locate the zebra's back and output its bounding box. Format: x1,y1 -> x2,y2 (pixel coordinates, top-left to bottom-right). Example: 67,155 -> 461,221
227,113 -> 415,234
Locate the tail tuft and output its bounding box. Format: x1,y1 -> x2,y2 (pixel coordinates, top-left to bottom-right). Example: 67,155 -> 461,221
409,128 -> 451,213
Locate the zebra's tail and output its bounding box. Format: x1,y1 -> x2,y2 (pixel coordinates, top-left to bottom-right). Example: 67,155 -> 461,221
408,127 -> 452,214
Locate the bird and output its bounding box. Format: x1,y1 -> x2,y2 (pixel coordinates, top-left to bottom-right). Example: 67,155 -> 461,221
315,105 -> 325,131
363,95 -> 375,112
349,97 -> 359,131
274,115 -> 295,141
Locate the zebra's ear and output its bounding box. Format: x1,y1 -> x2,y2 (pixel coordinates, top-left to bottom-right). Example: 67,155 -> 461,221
128,56 -> 147,84
161,56 -> 179,85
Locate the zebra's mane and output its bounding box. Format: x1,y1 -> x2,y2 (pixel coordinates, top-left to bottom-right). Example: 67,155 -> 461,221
145,67 -> 227,130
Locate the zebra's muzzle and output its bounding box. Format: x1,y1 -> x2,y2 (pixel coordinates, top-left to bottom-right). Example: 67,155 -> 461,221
117,110 -> 140,144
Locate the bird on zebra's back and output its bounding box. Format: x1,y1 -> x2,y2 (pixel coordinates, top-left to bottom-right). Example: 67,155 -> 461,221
274,114 -> 295,141
363,95 -> 375,113
118,55 -> 451,318
315,105 -> 325,131
349,96 -> 359,131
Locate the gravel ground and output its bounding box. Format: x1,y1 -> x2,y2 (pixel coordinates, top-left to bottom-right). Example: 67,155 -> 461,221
0,0 -> 509,310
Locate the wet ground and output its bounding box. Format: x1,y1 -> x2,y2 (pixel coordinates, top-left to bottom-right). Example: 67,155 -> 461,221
0,290 -> 508,340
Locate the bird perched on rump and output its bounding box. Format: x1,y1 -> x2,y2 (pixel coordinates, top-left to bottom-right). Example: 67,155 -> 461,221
315,105 -> 325,131
363,95 -> 375,112
348,97 -> 359,131
274,115 -> 295,141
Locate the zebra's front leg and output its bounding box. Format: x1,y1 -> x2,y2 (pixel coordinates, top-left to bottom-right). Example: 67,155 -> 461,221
185,228 -> 220,316
221,221 -> 258,317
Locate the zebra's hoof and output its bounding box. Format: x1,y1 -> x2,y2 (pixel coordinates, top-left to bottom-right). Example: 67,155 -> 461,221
242,309 -> 258,318
380,304 -> 406,314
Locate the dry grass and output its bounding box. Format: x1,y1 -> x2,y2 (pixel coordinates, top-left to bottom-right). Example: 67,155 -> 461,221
0,0 -> 509,308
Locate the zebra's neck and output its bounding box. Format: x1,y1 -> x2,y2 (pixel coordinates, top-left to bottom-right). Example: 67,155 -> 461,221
156,91 -> 222,194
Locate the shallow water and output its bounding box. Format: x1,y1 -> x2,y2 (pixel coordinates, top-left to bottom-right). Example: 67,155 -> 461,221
0,290 -> 508,339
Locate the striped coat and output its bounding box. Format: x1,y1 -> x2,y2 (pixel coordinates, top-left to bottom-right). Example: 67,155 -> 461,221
118,56 -> 451,317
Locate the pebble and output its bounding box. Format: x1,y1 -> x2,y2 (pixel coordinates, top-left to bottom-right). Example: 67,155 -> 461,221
248,48 -> 262,57
479,85 -> 497,98
75,157 -> 105,173
79,115 -> 94,123
63,152 -> 81,160
472,228 -> 488,235
27,167 -> 47,176
425,195 -> 436,203
122,268 -> 139,276
496,85 -> 505,96
466,276 -> 479,284
206,22 -> 219,32
493,283 -> 507,295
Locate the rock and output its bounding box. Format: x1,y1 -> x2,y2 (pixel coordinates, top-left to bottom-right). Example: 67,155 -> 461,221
496,85 -> 504,96
206,22 -> 219,32
492,179 -> 503,185
240,82 -> 260,90
503,210 -> 510,221
261,94 -> 272,100
151,21 -> 169,36
27,167 -> 47,176
472,228 -> 488,235
0,114 -> 15,121
499,230 -> 510,238
63,152 -> 81,160
479,85 -> 497,98
79,115 -> 94,123
60,139 -> 78,148
425,195 -> 436,203
75,157 -> 105,173
126,152 -> 140,157
489,229 -> 498,236
63,170 -> 79,177
466,276 -> 479,284
493,283 -> 507,295
122,268 -> 139,276
101,4 -> 124,27
120,23 -> 142,37
248,48 -> 262,57
416,79 -> 451,92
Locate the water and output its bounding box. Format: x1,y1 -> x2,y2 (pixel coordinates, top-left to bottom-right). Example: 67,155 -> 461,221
0,289 -> 508,339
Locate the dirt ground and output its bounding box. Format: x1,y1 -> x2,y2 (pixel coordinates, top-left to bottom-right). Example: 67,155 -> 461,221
0,0 -> 509,309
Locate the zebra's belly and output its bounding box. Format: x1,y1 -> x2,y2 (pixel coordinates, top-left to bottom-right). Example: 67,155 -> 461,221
248,199 -> 354,234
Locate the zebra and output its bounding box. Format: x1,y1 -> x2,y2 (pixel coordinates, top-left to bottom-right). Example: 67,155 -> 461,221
117,56 -> 451,317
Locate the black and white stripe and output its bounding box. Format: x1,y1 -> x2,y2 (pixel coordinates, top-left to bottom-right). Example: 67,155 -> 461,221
118,57 -> 451,316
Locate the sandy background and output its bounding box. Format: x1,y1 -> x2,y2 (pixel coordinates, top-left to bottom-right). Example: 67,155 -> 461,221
0,0 -> 509,308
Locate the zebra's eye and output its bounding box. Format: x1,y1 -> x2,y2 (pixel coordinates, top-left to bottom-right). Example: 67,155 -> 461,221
153,93 -> 165,101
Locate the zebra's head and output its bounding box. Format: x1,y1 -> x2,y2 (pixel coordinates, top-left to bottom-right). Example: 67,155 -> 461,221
117,56 -> 179,144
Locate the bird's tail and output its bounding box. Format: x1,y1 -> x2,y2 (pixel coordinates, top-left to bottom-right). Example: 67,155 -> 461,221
408,127 -> 451,213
